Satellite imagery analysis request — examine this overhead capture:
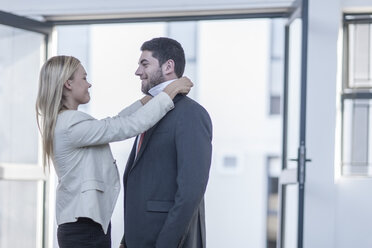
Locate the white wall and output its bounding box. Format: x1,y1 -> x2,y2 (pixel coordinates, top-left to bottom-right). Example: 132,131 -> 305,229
343,0 -> 372,11
336,2 -> 372,248
306,0 -> 372,248
197,19 -> 280,248
305,0 -> 339,247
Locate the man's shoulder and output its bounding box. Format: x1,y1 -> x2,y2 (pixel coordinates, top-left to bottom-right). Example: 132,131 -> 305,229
175,96 -> 211,121
176,95 -> 207,112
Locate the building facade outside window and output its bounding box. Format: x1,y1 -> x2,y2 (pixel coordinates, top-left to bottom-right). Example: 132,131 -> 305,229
342,14 -> 372,176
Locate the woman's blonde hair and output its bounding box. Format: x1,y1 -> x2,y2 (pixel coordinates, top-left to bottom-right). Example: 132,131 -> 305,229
36,55 -> 81,169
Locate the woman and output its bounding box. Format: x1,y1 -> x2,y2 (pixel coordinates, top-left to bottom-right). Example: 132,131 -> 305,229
35,55 -> 192,248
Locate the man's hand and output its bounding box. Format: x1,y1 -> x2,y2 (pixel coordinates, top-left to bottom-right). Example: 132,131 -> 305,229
119,244 -> 125,248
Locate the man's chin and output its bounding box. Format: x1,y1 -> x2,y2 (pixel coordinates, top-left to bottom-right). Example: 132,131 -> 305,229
141,87 -> 150,95
141,82 -> 148,94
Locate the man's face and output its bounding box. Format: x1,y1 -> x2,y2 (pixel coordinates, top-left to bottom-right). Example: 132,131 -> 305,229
135,50 -> 165,94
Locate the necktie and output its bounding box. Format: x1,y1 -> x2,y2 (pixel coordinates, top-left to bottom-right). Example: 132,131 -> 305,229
136,132 -> 145,155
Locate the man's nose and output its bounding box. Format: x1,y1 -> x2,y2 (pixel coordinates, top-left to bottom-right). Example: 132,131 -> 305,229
135,67 -> 141,76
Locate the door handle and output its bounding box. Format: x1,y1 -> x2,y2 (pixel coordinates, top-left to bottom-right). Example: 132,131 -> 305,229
288,158 -> 312,162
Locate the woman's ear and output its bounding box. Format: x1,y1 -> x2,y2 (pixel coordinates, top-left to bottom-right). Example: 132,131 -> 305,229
64,80 -> 72,90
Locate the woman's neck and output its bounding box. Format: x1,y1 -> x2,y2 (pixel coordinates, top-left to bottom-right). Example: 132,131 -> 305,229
62,98 -> 78,110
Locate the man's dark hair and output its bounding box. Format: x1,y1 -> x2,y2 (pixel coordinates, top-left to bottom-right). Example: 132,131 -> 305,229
141,37 -> 186,78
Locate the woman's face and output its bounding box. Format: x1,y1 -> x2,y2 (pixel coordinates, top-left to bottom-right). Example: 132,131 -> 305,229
69,64 -> 91,107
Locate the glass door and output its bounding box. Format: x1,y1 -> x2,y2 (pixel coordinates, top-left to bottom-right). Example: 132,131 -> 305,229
0,11 -> 52,248
277,1 -> 310,248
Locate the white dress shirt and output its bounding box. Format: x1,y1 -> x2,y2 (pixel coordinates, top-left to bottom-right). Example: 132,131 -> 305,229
148,79 -> 176,96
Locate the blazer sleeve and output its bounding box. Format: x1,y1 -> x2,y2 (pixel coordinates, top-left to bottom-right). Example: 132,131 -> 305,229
66,92 -> 174,147
155,104 -> 213,248
118,100 -> 143,117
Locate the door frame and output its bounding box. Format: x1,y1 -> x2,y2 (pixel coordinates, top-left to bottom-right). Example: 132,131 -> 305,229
277,0 -> 310,247
1,5 -> 310,247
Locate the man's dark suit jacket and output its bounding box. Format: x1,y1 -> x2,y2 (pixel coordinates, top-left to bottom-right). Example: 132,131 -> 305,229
122,94 -> 212,248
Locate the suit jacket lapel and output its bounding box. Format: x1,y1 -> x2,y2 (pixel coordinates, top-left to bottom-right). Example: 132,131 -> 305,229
124,137 -> 137,183
130,122 -> 158,172
173,94 -> 184,104
128,94 -> 185,173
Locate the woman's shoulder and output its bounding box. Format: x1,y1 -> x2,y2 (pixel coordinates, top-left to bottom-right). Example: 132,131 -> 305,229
57,110 -> 95,127
59,110 -> 93,119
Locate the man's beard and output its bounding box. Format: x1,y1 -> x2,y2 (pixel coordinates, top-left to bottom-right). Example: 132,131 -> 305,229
141,68 -> 165,95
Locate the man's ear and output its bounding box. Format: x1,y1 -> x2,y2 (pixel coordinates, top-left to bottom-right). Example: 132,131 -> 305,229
162,59 -> 175,75
64,80 -> 72,90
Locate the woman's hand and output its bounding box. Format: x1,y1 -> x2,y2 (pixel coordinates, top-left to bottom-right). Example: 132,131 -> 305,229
140,95 -> 153,105
163,77 -> 193,100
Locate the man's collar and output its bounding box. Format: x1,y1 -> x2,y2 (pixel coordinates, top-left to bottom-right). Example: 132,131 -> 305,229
148,79 -> 177,96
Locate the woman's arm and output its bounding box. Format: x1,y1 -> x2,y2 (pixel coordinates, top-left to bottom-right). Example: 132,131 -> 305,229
66,92 -> 174,147
117,76 -> 191,117
66,77 -> 193,147
140,95 -> 153,105
118,100 -> 143,117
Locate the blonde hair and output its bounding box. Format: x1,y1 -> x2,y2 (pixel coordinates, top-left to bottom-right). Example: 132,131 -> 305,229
36,56 -> 81,169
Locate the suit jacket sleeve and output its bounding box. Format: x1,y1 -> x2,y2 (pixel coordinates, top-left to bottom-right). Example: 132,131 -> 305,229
67,92 -> 174,147
155,104 -> 213,248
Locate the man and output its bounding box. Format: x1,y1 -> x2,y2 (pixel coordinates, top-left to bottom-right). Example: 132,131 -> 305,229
120,37 -> 212,248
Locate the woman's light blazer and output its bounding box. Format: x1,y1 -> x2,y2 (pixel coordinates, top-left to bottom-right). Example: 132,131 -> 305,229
53,92 -> 174,233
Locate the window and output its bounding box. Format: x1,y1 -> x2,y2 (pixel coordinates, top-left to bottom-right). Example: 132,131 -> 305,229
342,14 -> 372,176
0,24 -> 47,248
268,19 -> 285,116
266,155 -> 280,248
